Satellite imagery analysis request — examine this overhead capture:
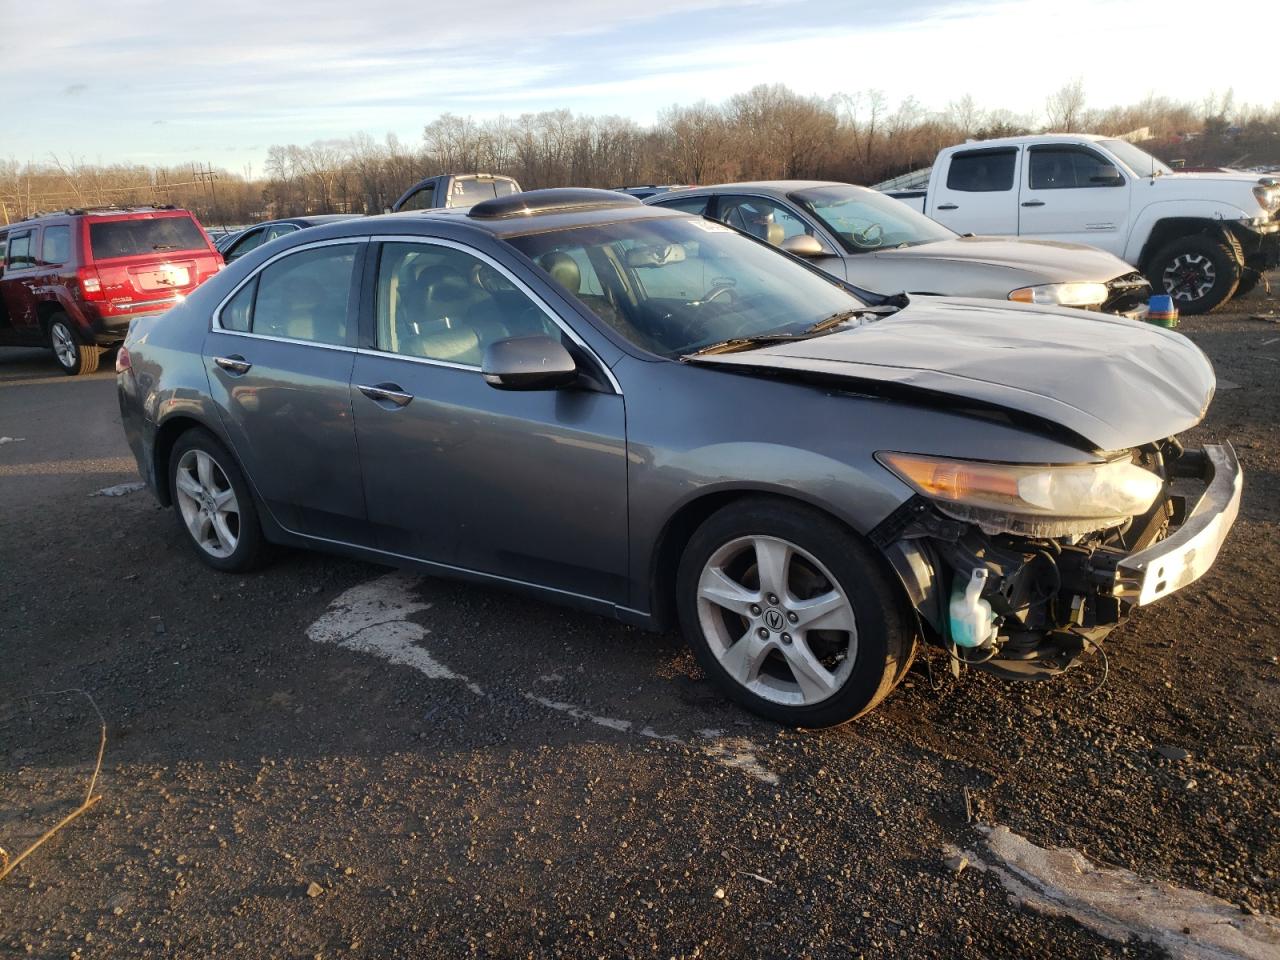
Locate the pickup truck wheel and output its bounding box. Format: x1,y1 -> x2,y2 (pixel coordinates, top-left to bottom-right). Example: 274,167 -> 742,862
676,499 -> 915,727
48,316 -> 101,375
1147,235 -> 1241,314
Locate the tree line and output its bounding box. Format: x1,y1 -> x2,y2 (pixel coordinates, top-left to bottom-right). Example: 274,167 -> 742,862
3,82 -> 1277,227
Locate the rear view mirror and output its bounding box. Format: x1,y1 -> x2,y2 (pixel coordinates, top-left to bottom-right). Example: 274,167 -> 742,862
624,244 -> 687,268
482,336 -> 578,391
780,234 -> 827,257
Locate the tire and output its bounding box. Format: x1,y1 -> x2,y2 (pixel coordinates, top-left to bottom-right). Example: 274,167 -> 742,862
676,498 -> 915,727
1145,234 -> 1241,315
48,315 -> 101,375
168,428 -> 266,572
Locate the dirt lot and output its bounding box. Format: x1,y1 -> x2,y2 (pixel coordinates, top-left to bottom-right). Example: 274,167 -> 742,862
1,281 -> 1278,959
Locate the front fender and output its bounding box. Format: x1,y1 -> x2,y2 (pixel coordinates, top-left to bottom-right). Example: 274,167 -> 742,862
1125,201 -> 1259,265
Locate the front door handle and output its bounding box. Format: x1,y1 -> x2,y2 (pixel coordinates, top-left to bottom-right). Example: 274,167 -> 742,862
357,383 -> 414,408
936,203 -> 959,211
214,355 -> 252,375
1021,200 -> 1046,207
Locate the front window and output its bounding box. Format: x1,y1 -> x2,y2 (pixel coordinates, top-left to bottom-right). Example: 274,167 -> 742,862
506,216 -> 865,359
1097,139 -> 1172,178
89,216 -> 207,259
792,185 -> 955,253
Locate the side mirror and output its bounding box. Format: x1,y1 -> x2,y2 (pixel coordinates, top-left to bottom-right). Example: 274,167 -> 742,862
1090,165 -> 1125,187
780,234 -> 828,257
481,336 -> 578,391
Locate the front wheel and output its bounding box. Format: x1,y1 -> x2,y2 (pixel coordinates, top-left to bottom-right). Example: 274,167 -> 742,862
676,499 -> 915,727
1146,235 -> 1242,315
168,429 -> 266,572
48,316 -> 101,375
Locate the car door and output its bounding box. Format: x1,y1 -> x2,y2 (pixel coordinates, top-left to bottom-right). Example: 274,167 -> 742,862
928,147 -> 1021,235
204,238 -> 371,543
349,237 -> 629,603
1016,144 -> 1131,256
0,228 -> 40,340
711,195 -> 847,279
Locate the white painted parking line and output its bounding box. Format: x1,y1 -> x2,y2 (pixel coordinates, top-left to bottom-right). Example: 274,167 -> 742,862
308,573 -> 780,784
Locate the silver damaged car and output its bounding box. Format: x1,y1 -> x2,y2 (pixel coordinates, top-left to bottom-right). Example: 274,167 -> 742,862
117,190 -> 1241,726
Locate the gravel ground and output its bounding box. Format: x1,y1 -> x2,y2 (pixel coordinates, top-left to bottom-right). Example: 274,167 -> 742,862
1,278 -> 1277,959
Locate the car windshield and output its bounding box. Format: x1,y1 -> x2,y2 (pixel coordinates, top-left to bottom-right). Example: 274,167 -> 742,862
792,185 -> 955,253
89,216 -> 207,259
506,215 -> 866,358
1099,139 -> 1172,178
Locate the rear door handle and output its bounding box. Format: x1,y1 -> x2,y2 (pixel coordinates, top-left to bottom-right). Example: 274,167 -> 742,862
1021,200 -> 1046,207
214,355 -> 252,375
357,383 -> 414,408
936,203 -> 959,211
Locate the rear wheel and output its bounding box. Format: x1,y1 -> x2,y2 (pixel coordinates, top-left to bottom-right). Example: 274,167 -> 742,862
676,499 -> 915,727
48,315 -> 101,375
168,429 -> 266,572
1146,235 -> 1241,315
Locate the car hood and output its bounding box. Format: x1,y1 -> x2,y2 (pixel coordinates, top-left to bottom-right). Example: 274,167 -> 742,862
692,298 -> 1215,452
877,236 -> 1135,281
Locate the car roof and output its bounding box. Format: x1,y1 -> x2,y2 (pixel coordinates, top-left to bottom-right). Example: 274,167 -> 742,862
647,181 -> 862,199
945,133 -> 1110,150
367,189 -> 691,239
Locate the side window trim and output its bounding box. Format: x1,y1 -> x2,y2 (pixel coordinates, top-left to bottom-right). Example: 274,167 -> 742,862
4,229 -> 36,271
363,234 -> 622,395
1027,144 -> 1126,190
710,193 -> 835,250
945,147 -> 1019,193
211,236 -> 369,351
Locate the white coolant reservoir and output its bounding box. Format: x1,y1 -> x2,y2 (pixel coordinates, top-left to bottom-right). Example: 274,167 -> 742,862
950,567 -> 999,649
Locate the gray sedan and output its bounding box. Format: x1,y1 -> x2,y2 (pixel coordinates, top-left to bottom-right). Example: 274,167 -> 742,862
117,189 -> 1239,726
647,181 -> 1151,313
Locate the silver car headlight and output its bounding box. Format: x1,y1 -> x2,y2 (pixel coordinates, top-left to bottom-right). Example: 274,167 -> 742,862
1008,281 -> 1110,308
1253,183 -> 1279,213
877,452 -> 1164,537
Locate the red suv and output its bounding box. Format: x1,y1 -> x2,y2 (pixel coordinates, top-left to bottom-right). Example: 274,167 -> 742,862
0,207 -> 223,374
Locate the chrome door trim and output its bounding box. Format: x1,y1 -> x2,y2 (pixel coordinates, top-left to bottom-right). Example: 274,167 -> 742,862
210,236 -> 370,345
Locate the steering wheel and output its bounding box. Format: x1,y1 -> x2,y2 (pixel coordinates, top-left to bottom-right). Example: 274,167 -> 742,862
701,283 -> 736,305
850,222 -> 884,248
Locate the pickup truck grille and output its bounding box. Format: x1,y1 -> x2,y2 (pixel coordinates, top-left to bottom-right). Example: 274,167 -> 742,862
1103,271 -> 1151,314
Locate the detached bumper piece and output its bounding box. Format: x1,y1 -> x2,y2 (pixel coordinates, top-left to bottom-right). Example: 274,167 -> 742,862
878,443 -> 1242,681
1113,444 -> 1241,604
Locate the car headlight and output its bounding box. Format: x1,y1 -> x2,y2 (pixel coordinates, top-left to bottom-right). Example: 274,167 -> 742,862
1253,183 -> 1279,213
1008,282 -> 1110,308
877,452 -> 1164,537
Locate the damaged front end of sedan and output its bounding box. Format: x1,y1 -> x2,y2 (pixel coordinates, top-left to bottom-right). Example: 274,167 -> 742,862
870,439 -> 1243,679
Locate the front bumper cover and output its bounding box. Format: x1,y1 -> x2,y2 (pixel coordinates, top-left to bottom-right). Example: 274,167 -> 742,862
1113,443 -> 1242,606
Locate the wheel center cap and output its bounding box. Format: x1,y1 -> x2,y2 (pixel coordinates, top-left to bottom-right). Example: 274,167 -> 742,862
763,609 -> 786,632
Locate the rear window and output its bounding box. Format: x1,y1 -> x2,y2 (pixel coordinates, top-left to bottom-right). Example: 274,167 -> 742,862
946,148 -> 1017,192
89,216 -> 207,259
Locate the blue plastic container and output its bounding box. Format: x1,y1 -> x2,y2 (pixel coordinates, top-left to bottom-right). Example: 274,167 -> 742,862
1146,293 -> 1178,328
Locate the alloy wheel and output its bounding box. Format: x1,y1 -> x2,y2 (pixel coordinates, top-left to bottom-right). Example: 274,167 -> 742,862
51,322 -> 78,369
696,535 -> 857,706
1162,253 -> 1216,303
174,449 -> 240,559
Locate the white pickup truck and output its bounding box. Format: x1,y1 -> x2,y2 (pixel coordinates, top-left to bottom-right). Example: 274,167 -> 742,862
880,134 -> 1279,313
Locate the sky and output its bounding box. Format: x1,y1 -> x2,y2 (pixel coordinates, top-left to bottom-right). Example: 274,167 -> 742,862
1,0 -> 1272,173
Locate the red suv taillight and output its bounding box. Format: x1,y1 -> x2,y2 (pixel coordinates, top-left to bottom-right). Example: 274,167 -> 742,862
77,266 -> 105,301
115,345 -> 131,374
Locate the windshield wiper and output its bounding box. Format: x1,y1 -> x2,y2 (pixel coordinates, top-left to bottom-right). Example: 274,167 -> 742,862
151,243 -> 180,251
685,308 -> 886,358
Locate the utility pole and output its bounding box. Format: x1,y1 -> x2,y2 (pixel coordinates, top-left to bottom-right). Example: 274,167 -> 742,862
192,162 -> 222,227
